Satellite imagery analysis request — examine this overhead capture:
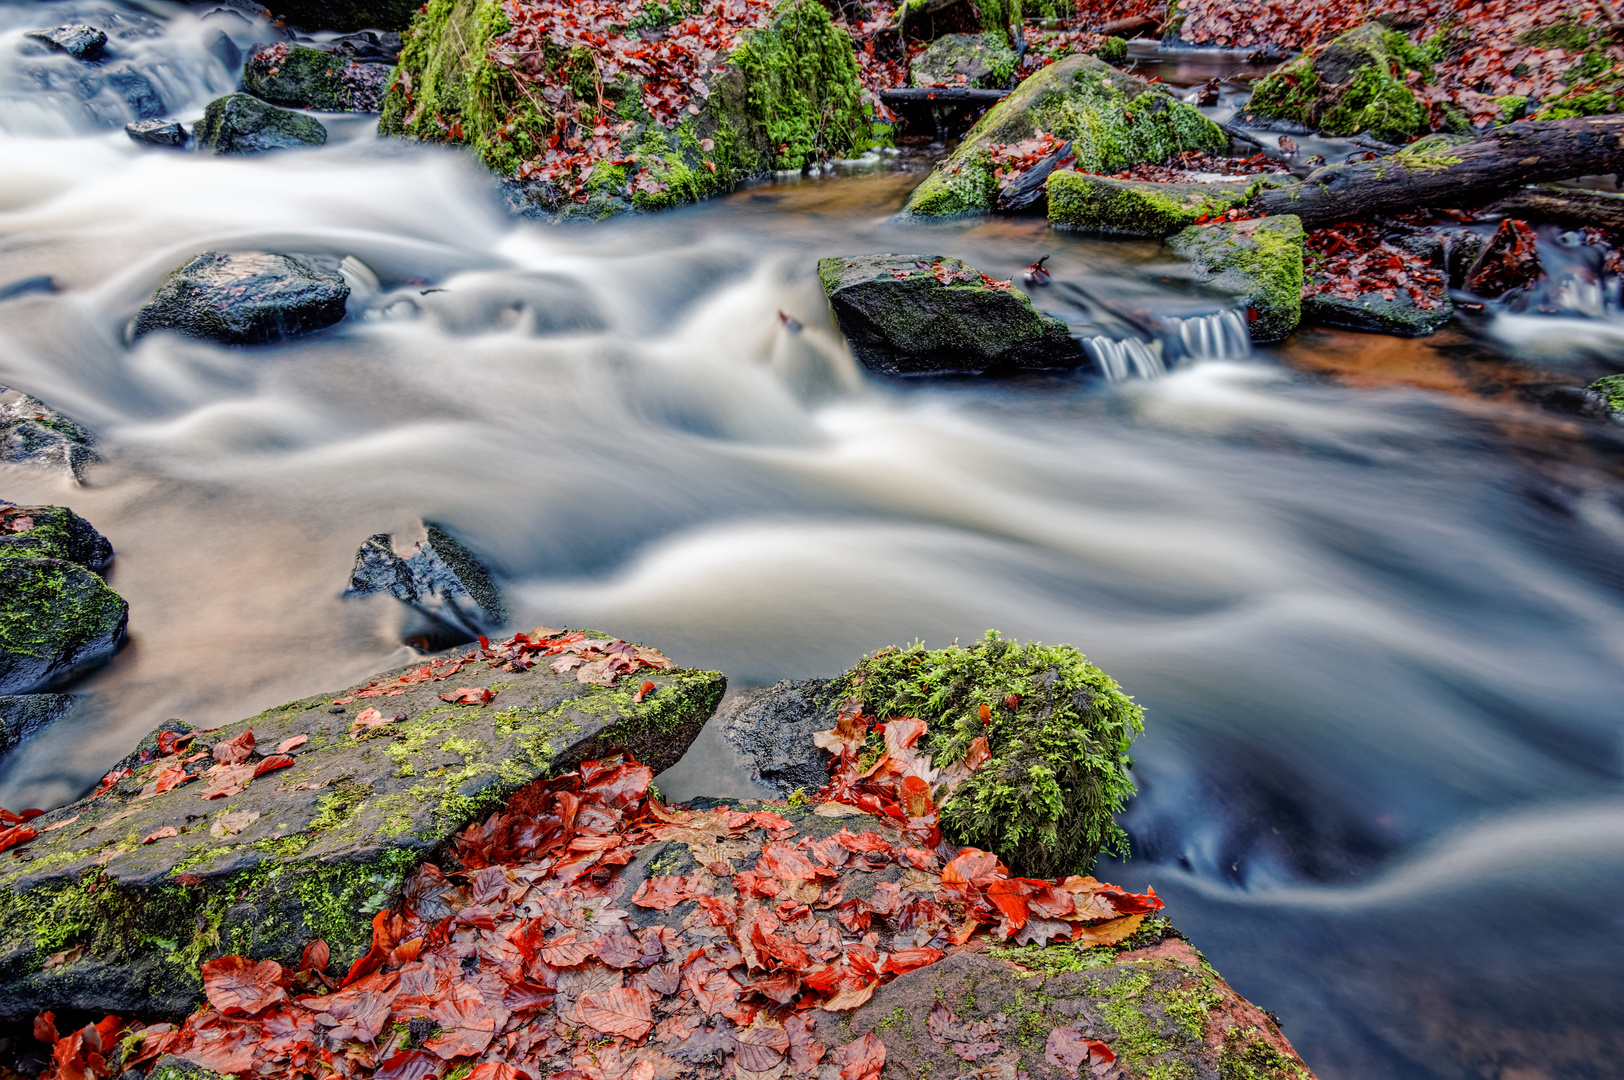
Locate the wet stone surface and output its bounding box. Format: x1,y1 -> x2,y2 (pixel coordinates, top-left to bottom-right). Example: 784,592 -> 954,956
133,251 -> 350,346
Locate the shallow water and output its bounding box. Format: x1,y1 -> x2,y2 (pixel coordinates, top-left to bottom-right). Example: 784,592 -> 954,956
2,5 -> 1624,1077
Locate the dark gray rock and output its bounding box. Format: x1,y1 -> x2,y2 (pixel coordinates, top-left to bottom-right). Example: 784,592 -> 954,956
0,386 -> 98,480
1438,226 -> 1488,289
0,503 -> 113,571
329,30 -> 404,63
0,694 -> 73,756
719,679 -> 839,796
0,558 -> 127,695
125,117 -> 188,148
270,0 -> 420,32
146,1055 -> 225,1080
241,42 -> 392,112
818,254 -> 1084,376
25,25 -> 107,61
1302,287 -> 1453,336
108,67 -> 165,119
133,251 -> 349,345
344,522 -> 505,645
194,93 -> 327,154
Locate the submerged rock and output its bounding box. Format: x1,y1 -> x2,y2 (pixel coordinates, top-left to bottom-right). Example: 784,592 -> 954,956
125,118 -> 188,148
1048,172 -> 1282,237
25,24 -> 107,61
0,558 -> 127,696
241,42 -> 392,112
1466,217 -> 1543,298
343,522 -> 506,644
194,93 -> 328,154
902,53 -> 1227,218
1302,285 -> 1454,336
0,632 -> 726,1018
0,503 -> 114,571
0,386 -> 98,479
909,32 -> 1016,89
0,694 -> 73,757
133,251 -> 350,345
1245,22 -> 1428,145
1168,215 -> 1305,343
819,254 -> 1082,376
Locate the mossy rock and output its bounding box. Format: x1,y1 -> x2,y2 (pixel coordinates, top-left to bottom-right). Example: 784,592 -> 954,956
901,53 -> 1227,219
909,32 -> 1017,89
0,385 -> 97,480
813,924 -> 1317,1079
133,252 -> 350,346
899,0 -> 1018,42
1245,22 -> 1428,144
1590,374 -> 1624,419
241,43 -> 391,112
1048,172 -> 1292,237
194,93 -> 328,154
380,0 -> 870,218
0,558 -> 127,696
1168,215 -> 1305,343
819,254 -> 1082,376
0,504 -> 112,571
1302,288 -> 1453,336
0,646 -> 725,1019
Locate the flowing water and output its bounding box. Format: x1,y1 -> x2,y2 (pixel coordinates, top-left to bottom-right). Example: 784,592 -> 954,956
3,4 -> 1624,1077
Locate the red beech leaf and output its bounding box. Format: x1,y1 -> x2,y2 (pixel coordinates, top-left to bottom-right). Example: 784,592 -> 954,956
837,1033 -> 886,1080
276,734 -> 309,753
634,679 -> 655,702
300,939 -> 330,975
141,826 -> 178,844
253,754 -> 295,776
212,728 -> 255,764
200,956 -> 289,1015
578,986 -> 654,1040
440,686 -> 494,705
1046,1026 -> 1115,1070
33,1011 -> 57,1044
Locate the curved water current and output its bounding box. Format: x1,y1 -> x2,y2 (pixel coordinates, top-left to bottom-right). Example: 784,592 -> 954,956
2,3 -> 1624,1077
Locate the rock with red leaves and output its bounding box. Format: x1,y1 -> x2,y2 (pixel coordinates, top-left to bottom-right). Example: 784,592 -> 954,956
1466,218 -> 1543,298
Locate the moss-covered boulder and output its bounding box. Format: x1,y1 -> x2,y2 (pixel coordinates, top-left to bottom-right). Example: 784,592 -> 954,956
902,53 -> 1227,218
380,0 -> 870,218
0,503 -> 112,571
0,385 -> 97,480
0,637 -> 725,1019
0,558 -> 127,696
1168,215 -> 1305,343
1048,172 -> 1293,237
241,43 -> 392,112
133,252 -> 350,346
194,93 -> 328,155
1590,374 -> 1624,420
1245,22 -> 1430,144
819,255 -> 1082,376
817,926 -> 1316,1080
910,32 -> 1016,89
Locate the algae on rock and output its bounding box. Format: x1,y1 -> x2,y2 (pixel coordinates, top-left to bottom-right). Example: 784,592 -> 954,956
1590,374 -> 1624,419
1168,215 -> 1305,343
902,53 -> 1226,218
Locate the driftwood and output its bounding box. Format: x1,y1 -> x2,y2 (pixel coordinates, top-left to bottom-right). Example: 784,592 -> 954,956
1483,185 -> 1624,231
878,87 -> 1010,105
1251,116 -> 1624,226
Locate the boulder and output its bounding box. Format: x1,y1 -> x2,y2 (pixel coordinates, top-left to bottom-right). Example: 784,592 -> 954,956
902,53 -> 1227,218
1590,374 -> 1624,421
0,558 -> 127,695
898,0 -> 1016,42
193,93 -> 328,154
0,503 -> 114,571
0,694 -> 73,757
241,42 -> 392,112
1465,217 -> 1542,298
343,522 -> 506,644
125,118 -> 188,148
0,630 -> 726,1018
909,32 -> 1016,89
133,252 -> 350,346
1168,215 -> 1306,343
24,24 -> 107,61
109,68 -> 166,119
328,30 -> 404,62
1048,172 -> 1286,237
719,679 -> 837,796
0,386 -> 98,479
267,0 -> 420,32
382,0 -> 871,218
819,255 -> 1083,376
1302,287 -> 1453,336
1245,22 -> 1428,145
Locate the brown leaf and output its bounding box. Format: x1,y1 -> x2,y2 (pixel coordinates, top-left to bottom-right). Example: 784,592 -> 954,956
201,956 -> 289,1016
33,1010 -> 58,1043
210,809 -> 260,838
301,939 -> 330,975
212,728 -> 255,764
579,986 -> 655,1040
141,826 -> 178,844
786,1013 -> 825,1073
819,981 -> 876,1012
1045,1027 -> 1115,1072
43,945 -> 84,970
836,1033 -> 886,1080
440,686 -> 494,705
596,931 -> 646,969
1071,912 -> 1147,946
350,706 -> 391,737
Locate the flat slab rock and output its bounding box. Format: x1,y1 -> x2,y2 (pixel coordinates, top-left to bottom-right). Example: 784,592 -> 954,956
0,641 -> 725,1018
133,251 -> 350,346
25,24 -> 107,61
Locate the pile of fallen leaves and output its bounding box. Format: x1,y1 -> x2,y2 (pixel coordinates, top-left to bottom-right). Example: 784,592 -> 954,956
1093,149 -> 1290,183
1303,221 -> 1448,307
988,129 -> 1075,186
30,702 -> 1160,1080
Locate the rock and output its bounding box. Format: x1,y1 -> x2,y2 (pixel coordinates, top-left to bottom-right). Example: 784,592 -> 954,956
125,118 -> 188,148
241,42 -> 392,112
329,30 -> 404,62
0,558 -> 127,696
267,0 -> 420,32
1168,215 -> 1306,343
132,252 -> 350,346
0,387 -> 98,479
382,0 -> 870,218
145,1054 -> 224,1080
1048,172 -> 1284,237
1302,286 -> 1453,336
24,24 -> 107,61
719,679 -> 837,796
817,929 -> 1319,1080
0,504 -> 113,571
1589,374 -> 1624,420
1245,22 -> 1428,144
0,634 -> 726,1018
898,0 -> 1015,42
902,53 -> 1227,218
1466,217 -> 1542,298
193,93 -> 327,155
819,254 -> 1083,376
909,32 -> 1016,89
1437,226 -> 1488,289
0,694 -> 73,757
343,522 -> 506,644
108,68 -> 166,119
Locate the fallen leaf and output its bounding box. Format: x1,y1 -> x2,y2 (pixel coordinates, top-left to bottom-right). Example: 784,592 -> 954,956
210,809 -> 261,838
579,986 -> 655,1040
253,754 -> 296,777
201,956 -> 289,1016
43,945 -> 84,970
1045,1027 -> 1115,1072
213,729 -> 256,764
141,826 -> 178,844
634,680 -> 655,703
350,707 -> 391,737
301,939 -> 330,974
837,1033 -> 886,1080
276,734 -> 309,753
440,686 -> 494,705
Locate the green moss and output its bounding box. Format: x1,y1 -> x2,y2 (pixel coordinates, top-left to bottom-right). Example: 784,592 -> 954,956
1518,18 -> 1604,52
1169,215 -> 1304,342
1247,22 -> 1428,143
1097,36 -> 1128,64
832,630 -> 1142,877
1218,1027 -> 1313,1080
1590,374 -> 1624,415
1246,67 -> 1321,127
911,33 -> 1017,90
1048,173 -> 1269,237
989,939 -> 1119,974
1319,63 -> 1426,143
1393,133 -> 1463,170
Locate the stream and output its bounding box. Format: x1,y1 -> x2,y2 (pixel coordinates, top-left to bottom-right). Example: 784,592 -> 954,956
2,3 -> 1624,1078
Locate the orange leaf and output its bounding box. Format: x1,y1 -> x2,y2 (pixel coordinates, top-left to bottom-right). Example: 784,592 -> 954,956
201,956 -> 289,1016
276,734 -> 309,753
254,754 -> 295,776
837,1033 -> 886,1080
578,986 -> 654,1040
634,680 -> 655,703
440,686 -> 494,705
212,728 -> 255,765
880,947 -> 943,975
538,929 -> 594,967
141,826 -> 178,844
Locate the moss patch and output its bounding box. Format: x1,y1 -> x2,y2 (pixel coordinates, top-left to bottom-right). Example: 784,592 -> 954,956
0,558 -> 126,695
1590,374 -> 1624,416
1048,172 -> 1287,237
1168,215 -> 1305,343
1246,22 -> 1431,144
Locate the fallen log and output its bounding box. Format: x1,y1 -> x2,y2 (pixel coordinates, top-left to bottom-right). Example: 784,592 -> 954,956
1483,185 -> 1624,232
878,87 -> 1010,105
1251,116 -> 1624,226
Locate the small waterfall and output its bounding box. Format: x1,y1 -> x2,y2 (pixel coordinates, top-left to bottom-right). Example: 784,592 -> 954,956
1161,309 -> 1252,362
1083,335 -> 1168,382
